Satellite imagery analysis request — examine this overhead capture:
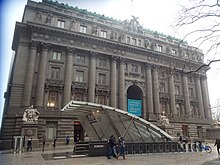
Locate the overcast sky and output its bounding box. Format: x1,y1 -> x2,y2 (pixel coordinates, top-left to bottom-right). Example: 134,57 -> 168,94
0,0 -> 219,126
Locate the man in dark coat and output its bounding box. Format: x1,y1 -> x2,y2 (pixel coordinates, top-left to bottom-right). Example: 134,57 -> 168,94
214,138 -> 220,154
107,135 -> 118,159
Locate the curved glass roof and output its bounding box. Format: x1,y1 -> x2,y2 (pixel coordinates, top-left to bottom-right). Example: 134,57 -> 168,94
61,101 -> 173,143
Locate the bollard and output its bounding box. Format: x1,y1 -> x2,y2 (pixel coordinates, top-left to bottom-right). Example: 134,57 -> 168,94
192,143 -> 197,152
132,145 -> 135,154
188,143 -> 192,152
146,144 -> 150,153
139,145 -> 143,154
182,143 -> 186,152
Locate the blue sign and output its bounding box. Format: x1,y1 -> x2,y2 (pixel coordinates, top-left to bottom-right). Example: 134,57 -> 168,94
127,99 -> 142,116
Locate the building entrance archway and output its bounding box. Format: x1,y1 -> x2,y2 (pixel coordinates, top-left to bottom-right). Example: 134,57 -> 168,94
127,85 -> 143,117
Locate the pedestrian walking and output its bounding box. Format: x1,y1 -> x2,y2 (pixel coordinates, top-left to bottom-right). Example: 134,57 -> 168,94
107,135 -> 118,159
214,138 -> 220,154
66,136 -> 70,145
118,136 -> 126,159
53,137 -> 57,149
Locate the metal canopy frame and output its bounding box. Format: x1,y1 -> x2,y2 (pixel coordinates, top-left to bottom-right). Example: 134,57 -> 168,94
61,101 -> 173,142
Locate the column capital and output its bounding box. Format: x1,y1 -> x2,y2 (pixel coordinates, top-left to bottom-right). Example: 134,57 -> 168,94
90,51 -> 98,58
200,75 -> 207,80
41,43 -> 50,51
66,47 -> 76,54
119,57 -> 127,64
145,63 -> 154,69
30,41 -> 39,49
111,55 -> 118,62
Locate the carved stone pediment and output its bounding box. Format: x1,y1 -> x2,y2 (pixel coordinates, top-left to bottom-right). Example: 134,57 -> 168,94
95,84 -> 109,92
45,79 -> 63,87
72,82 -> 87,90
45,79 -> 63,92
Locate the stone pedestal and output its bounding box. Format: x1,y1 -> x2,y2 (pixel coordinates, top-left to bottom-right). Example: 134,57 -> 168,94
158,124 -> 175,136
21,122 -> 39,148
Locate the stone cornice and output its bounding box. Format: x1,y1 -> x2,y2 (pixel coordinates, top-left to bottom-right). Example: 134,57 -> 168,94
25,22 -> 206,75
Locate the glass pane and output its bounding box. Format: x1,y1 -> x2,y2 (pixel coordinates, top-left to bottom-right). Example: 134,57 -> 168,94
48,127 -> 54,140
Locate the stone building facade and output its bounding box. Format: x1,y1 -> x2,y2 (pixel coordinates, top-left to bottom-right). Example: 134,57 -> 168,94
0,0 -> 212,149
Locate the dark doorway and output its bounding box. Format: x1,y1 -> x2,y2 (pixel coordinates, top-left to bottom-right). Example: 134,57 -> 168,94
74,121 -> 84,142
127,85 -> 143,117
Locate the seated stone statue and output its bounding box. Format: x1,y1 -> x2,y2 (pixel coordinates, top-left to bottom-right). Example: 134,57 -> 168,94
22,105 -> 40,122
158,113 -> 170,126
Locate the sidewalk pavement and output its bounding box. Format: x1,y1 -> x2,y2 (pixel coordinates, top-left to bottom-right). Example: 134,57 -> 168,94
0,143 -> 220,165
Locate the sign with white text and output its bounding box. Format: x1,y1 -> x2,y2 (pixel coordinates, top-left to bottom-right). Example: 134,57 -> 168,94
127,99 -> 142,116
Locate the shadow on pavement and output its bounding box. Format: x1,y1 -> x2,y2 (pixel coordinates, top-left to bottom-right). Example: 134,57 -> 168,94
202,157 -> 220,165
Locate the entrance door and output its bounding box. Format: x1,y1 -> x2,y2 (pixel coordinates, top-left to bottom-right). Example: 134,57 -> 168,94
182,125 -> 189,137
74,121 -> 84,142
127,85 -> 143,117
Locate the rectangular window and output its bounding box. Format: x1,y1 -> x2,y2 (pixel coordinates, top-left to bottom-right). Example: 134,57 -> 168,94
75,93 -> 83,101
80,25 -> 87,33
47,91 -> 58,107
77,55 -> 85,63
189,88 -> 194,97
158,45 -> 163,52
99,58 -> 106,67
160,83 -> 165,93
46,121 -> 57,140
98,95 -> 105,105
52,51 -> 62,60
175,86 -> 180,95
57,20 -> 65,28
138,39 -> 141,46
98,73 -> 106,85
182,125 -> 189,137
125,63 -> 128,71
131,64 -> 138,73
132,38 -> 136,45
127,37 -> 130,43
76,70 -> 84,82
51,67 -> 60,80
100,30 -> 107,38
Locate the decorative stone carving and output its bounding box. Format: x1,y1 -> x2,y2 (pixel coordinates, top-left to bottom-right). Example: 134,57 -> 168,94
122,16 -> 144,34
35,11 -> 42,23
92,24 -> 98,35
144,38 -> 150,48
166,46 -> 171,54
45,13 -> 53,24
70,20 -> 75,31
110,31 -> 117,40
158,112 -> 170,126
118,33 -> 125,42
211,120 -> 220,128
151,41 -> 157,50
22,105 -> 40,122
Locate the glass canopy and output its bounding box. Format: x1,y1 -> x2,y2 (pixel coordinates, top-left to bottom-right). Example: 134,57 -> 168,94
61,101 -> 173,143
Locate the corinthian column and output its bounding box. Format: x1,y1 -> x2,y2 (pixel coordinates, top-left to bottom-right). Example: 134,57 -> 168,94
22,41 -> 38,106
35,44 -> 49,107
169,74 -> 176,116
182,74 -> 190,117
201,76 -> 211,118
195,76 -> 205,118
152,66 -> 160,114
110,56 -> 117,108
63,47 -> 74,106
118,57 -> 125,110
145,64 -> 153,114
88,51 -> 96,103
